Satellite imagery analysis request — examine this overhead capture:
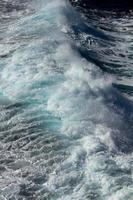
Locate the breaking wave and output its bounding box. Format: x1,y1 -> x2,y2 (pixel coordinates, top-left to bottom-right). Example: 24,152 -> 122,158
0,0 -> 133,199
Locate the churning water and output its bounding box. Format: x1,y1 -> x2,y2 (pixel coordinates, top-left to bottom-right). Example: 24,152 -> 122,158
0,0 -> 133,199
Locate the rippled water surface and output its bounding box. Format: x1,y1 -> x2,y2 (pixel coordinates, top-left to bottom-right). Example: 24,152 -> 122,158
0,0 -> 133,199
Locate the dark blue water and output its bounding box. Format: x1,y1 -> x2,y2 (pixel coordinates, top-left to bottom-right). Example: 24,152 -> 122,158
0,0 -> 133,199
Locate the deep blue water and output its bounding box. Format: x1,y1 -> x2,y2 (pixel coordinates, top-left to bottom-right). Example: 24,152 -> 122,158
0,0 -> 133,199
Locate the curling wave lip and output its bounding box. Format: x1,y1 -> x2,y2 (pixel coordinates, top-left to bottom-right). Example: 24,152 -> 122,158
70,0 -> 133,11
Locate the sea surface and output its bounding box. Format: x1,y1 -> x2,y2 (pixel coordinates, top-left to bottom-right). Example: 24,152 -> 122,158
0,0 -> 133,199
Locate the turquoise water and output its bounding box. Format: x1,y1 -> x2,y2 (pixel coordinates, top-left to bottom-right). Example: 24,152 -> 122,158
0,0 -> 133,199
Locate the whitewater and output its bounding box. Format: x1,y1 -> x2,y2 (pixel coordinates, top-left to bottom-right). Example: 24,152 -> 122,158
0,0 -> 133,199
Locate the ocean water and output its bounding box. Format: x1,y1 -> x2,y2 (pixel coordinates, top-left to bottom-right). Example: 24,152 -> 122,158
0,0 -> 133,199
